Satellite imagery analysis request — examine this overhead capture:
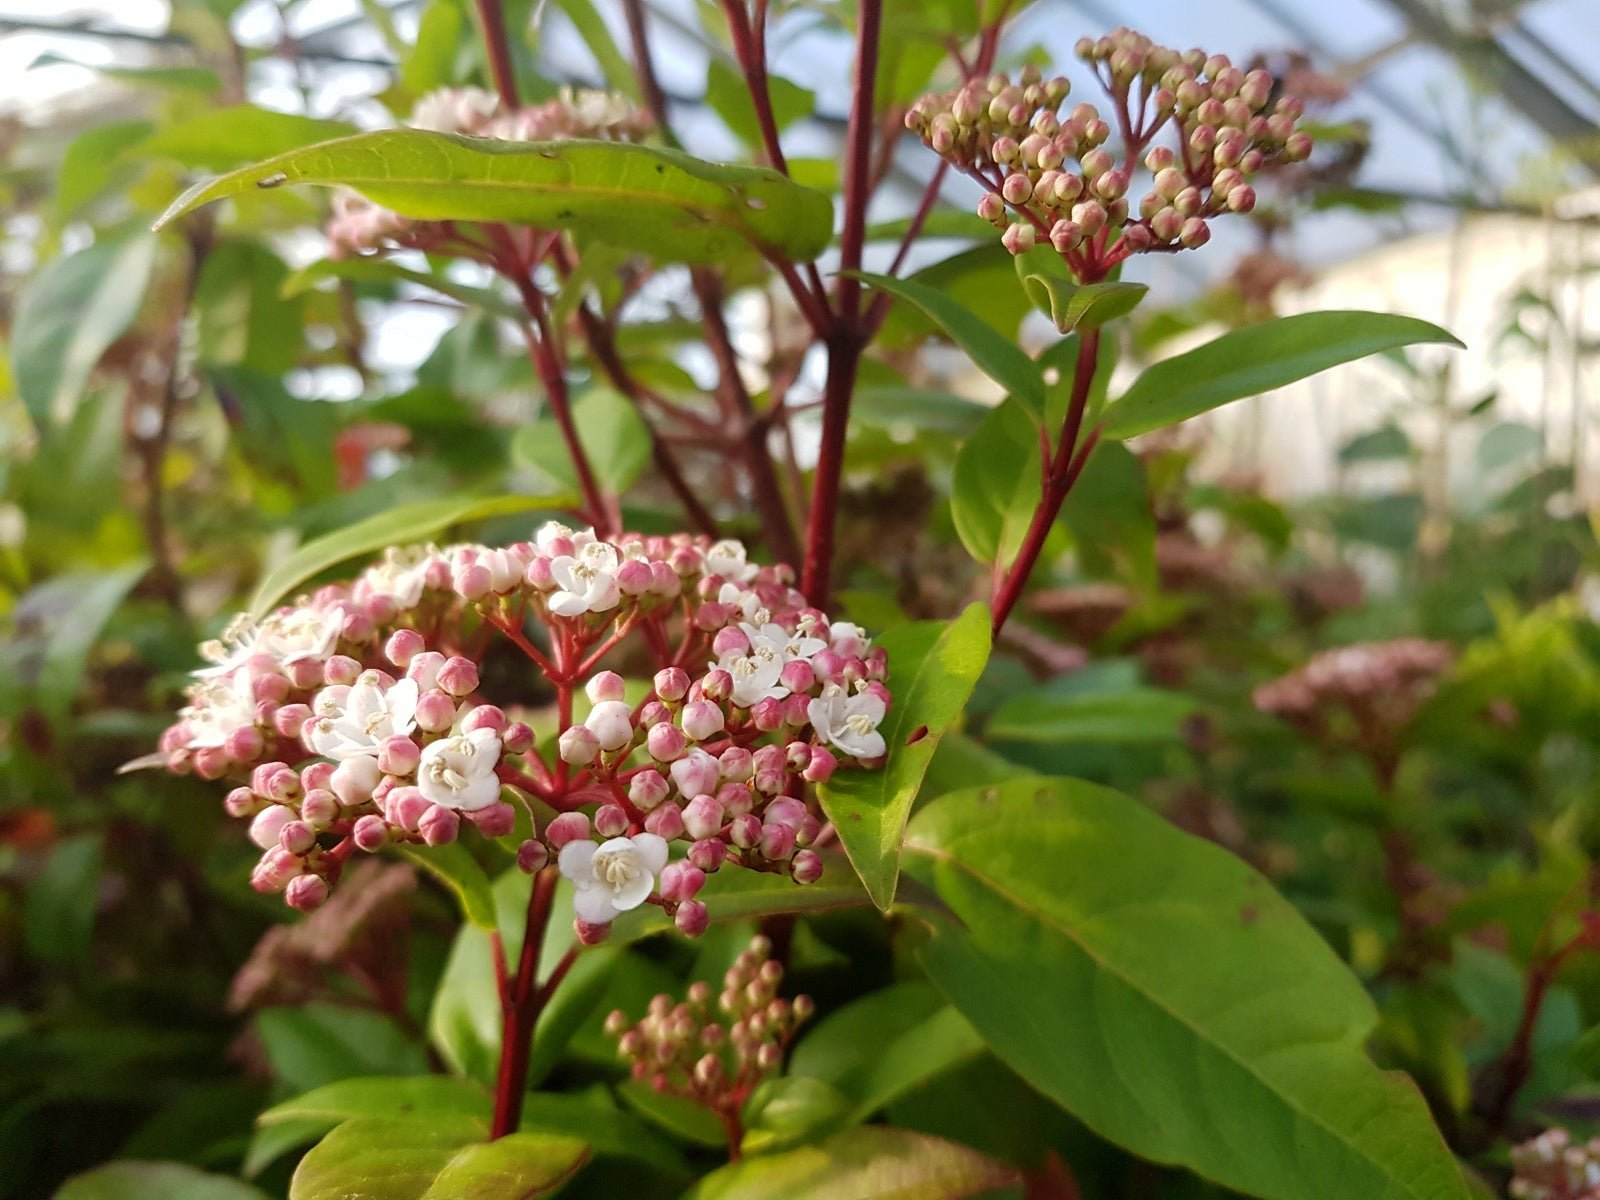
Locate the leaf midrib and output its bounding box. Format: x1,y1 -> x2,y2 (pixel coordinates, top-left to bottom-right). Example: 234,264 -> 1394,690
903,837 -> 1459,1200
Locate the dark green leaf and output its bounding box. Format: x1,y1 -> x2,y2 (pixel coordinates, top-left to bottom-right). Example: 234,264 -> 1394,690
818,604 -> 991,910
156,132 -> 834,263
257,1005 -> 429,1095
1338,425 -> 1412,464
24,833 -> 103,966
851,271 -> 1044,414
1101,312 -> 1462,440
282,257 -> 523,321
55,1162 -> 271,1200
260,1075 -> 490,1129
705,59 -> 814,147
903,777 -> 1470,1200
14,234 -> 158,423
615,1081 -> 726,1147
685,1126 -> 1019,1199
1058,441 -> 1155,586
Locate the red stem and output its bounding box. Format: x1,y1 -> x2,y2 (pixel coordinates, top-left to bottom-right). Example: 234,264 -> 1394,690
473,0 -> 520,109
489,865 -> 560,1139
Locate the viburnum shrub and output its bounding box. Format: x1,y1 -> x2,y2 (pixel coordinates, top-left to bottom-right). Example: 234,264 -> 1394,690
122,5 -> 1485,1198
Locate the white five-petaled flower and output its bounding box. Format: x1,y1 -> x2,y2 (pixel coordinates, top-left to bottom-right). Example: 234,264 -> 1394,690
558,833 -> 669,925
308,674 -> 420,760
549,541 -> 621,617
178,671 -> 258,748
195,604 -> 344,679
359,545 -> 437,610
416,727 -> 503,811
704,538 -> 759,583
807,683 -> 888,759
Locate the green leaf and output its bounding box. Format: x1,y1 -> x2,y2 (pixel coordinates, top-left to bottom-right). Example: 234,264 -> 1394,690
550,0 -> 640,99
136,106 -> 357,170
1477,421 -> 1542,473
251,492 -> 568,618
818,604 -> 991,910
398,0 -> 464,101
513,389 -> 651,494
609,856 -> 873,943
903,777 -> 1470,1200
851,387 -> 988,439
1014,249 -> 1147,333
54,120 -> 154,221
260,1076 -> 490,1127
194,241 -> 302,373
34,560 -> 151,722
281,258 -> 523,321
986,685 -> 1198,744
55,1162 -> 271,1200
685,1127 -> 1019,1200
705,58 -> 814,147
289,1115 -> 587,1200
616,1081 -> 726,1147
740,1077 -> 853,1154
156,131 -> 834,264
1100,311 -> 1462,440
257,1005 -> 429,1095
1058,441 -> 1156,587
398,844 -> 498,929
1338,425 -> 1412,464
14,234 -> 159,423
850,271 -> 1044,414
25,833 -> 103,966
949,398 -> 1040,567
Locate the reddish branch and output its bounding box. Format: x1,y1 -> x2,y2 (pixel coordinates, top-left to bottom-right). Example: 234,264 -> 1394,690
473,0 -> 520,108
489,866 -> 561,1138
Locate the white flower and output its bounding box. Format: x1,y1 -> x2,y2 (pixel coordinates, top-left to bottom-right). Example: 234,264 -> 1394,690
411,86 -> 499,134
308,674 -> 419,760
827,621 -> 870,654
198,604 -> 346,679
358,545 -> 437,610
549,541 -> 621,617
716,582 -> 765,623
718,629 -> 789,708
558,833 -> 669,925
178,671 -> 257,749
807,683 -> 887,759
416,727 -> 503,811
704,539 -> 759,583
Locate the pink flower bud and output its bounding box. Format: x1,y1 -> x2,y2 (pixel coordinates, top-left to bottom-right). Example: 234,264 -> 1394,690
810,649 -> 844,683
264,764 -> 302,803
330,755 -> 382,807
279,820 -> 317,855
773,660 -> 811,695
272,703 -> 309,739
300,760 -> 335,791
765,797 -> 807,830
517,839 -> 549,874
1001,222 -> 1036,255
674,901 -> 709,937
701,669 -> 733,703
760,821 -> 797,860
385,629 -> 425,667
595,803 -> 630,838
1226,185 -> 1256,213
322,655 -> 361,687
525,555 -> 555,590
646,722 -> 687,764
648,561 -> 681,597
415,689 -> 458,733
716,782 -> 754,816
781,694 -> 811,727
576,917 -> 613,946
643,802 -> 685,841
250,804 -> 296,850
634,701 -> 668,731
795,813 -> 822,846
1179,216 -> 1210,248
284,657 -> 324,692
407,651 -> 445,688
977,191 -> 1005,225
502,721 -> 535,754
802,747 -> 838,784
223,726 -> 264,763
729,813 -> 762,849
340,611 -> 374,643
546,812 -> 591,849
286,874 -> 330,912
253,673 -> 291,704
581,671 -> 624,706
558,725 -> 600,765
301,789 -> 339,828
420,803 -> 461,846
461,704 -> 507,735
615,558 -> 653,596
791,849 -> 824,885
751,698 -> 785,731
353,814 -> 390,852
653,667 -> 689,702
785,741 -> 812,770
659,861 -> 705,903
629,769 -> 670,811
670,749 -> 720,799
680,700 -> 725,742
694,602 -> 731,632
225,786 -> 258,818
688,838 -> 727,873
378,735 -> 421,776
712,627 -> 750,658
714,745 -> 750,780
437,656 -> 479,698
683,794 -> 725,840
387,785 -> 430,831
453,563 -> 493,601
251,848 -> 301,893
467,801 -> 516,838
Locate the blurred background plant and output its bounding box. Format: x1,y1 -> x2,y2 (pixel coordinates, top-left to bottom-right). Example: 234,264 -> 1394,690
3,1 -> 1600,1198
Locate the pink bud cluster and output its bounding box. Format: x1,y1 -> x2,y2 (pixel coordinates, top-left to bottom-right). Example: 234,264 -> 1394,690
1511,1129 -> 1600,1200
1252,638 -> 1452,736
157,523 -> 890,931
904,29 -> 1313,281
327,86 -> 653,257
604,935 -> 811,1126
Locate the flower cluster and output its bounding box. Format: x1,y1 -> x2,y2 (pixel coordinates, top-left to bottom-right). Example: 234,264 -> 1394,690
1252,638 -> 1453,747
1511,1129 -> 1600,1199
905,28 -> 1312,280
603,935 -> 811,1139
326,85 -> 652,257
157,525 -> 889,938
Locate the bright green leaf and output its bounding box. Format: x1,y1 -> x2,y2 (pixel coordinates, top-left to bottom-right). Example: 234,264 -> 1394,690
903,777 -> 1471,1200
397,844 -> 498,929
136,107 -> 358,170
986,685 -> 1197,744
33,560 -> 150,722
740,1077 -> 852,1154
260,1076 -> 489,1129
818,604 -> 992,910
686,1126 -> 1018,1199
55,1161 -> 270,1200
705,58 -> 814,148
514,389 -> 651,494
1015,249 -> 1147,334
1101,312 -> 1462,440
282,257 -> 522,321
14,233 -> 158,423
194,241 -> 303,373
156,132 -> 835,264
54,120 -> 154,222
949,398 -> 1040,567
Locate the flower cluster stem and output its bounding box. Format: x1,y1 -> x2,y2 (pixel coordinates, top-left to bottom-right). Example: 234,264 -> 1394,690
490,863 -> 559,1139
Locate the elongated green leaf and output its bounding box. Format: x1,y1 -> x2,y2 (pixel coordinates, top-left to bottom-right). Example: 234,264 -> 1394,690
261,1076 -> 489,1128
903,778 -> 1470,1200
289,1115 -> 587,1200
35,560 -> 151,722
25,833 -> 102,965
851,271 -> 1045,414
14,234 -> 158,423
818,604 -> 991,910
251,492 -> 567,617
740,1077 -> 853,1154
1015,249 -> 1147,334
1101,311 -> 1462,440
282,258 -> 522,321
986,685 -> 1198,744
686,1127 -> 1018,1200
54,119 -> 153,222
137,106 -> 357,170
398,844 -> 497,929
55,1162 -> 270,1200
949,398 -> 1041,567
705,58 -> 814,147
513,388 -> 651,494
156,131 -> 834,263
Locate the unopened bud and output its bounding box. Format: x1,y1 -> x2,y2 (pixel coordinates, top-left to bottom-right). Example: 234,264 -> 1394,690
674,900 -> 709,937
594,803 -> 630,838
420,803 -> 461,846
546,811 -> 591,849
285,874 -> 330,911
559,725 -> 601,765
